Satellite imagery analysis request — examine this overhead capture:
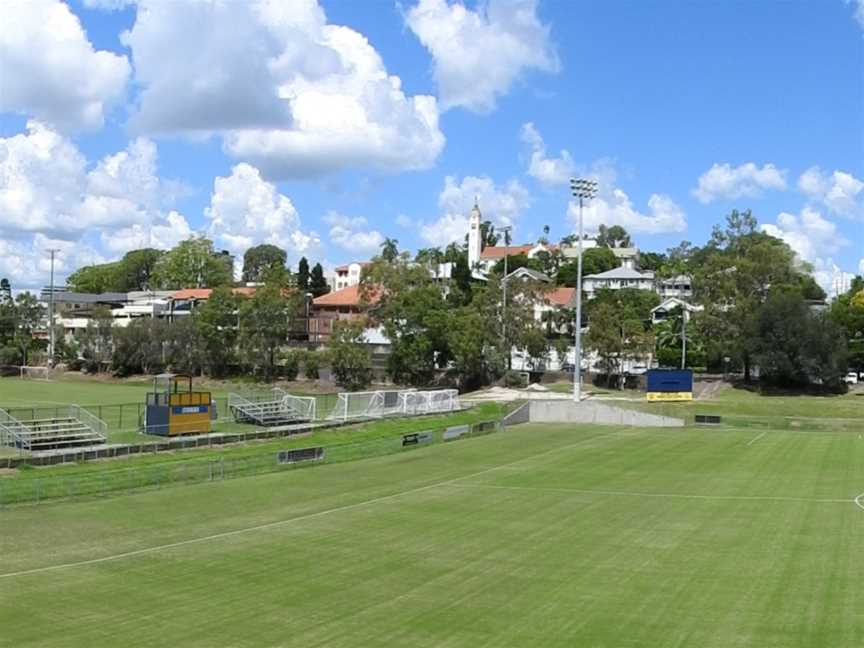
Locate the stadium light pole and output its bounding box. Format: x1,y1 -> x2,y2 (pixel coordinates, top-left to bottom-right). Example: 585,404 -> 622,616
569,178 -> 598,402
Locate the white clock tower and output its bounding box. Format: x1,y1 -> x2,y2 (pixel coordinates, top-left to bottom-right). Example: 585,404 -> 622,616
467,197 -> 482,270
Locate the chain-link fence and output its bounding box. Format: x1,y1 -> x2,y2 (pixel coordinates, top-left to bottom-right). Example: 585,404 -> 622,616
0,419 -> 505,508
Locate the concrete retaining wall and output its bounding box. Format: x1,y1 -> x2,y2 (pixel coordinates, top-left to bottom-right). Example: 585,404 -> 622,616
528,400 -> 684,427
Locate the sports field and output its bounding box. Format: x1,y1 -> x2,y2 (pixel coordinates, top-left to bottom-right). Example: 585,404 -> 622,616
2,420 -> 863,647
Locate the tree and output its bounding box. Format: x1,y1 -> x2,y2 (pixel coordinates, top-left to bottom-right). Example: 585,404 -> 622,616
112,318 -> 167,376
596,225 -> 631,248
1,278 -> 12,304
693,210 -> 805,379
447,306 -> 504,390
309,263 -> 330,297
77,305 -> 114,372
151,236 -> 233,289
297,257 -> 310,292
5,293 -> 45,367
751,290 -> 847,390
380,237 -> 400,263
237,285 -> 293,381
328,320 -> 373,391
242,244 -> 287,284
67,262 -> 122,293
415,247 -> 444,264
196,286 -> 240,377
557,248 -> 617,286
450,252 -> 473,305
117,249 -> 164,291
491,253 -> 542,276
639,252 -> 667,272
480,220 -> 499,248
362,258 -> 450,386
830,276 -> 864,371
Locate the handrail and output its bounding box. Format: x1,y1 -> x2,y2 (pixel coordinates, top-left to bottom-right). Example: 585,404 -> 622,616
0,407 -> 29,452
72,405 -> 108,440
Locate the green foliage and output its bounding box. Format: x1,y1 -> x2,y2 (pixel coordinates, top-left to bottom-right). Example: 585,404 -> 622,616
302,349 -> 321,380
196,286 -> 240,377
309,263 -> 330,297
112,318 -> 167,376
328,320 -> 372,390
557,247 -> 617,286
491,253 -> 542,276
480,220 -> 499,248
297,257 -> 310,292
280,349 -> 300,381
750,290 -> 848,390
364,259 -> 450,386
380,237 -> 400,263
76,305 -> 114,373
67,262 -> 123,293
67,249 -> 164,293
238,285 -> 293,381
242,244 -> 287,284
151,236 -> 233,289
163,316 -> 202,375
595,224 -> 632,248
830,277 -> 864,371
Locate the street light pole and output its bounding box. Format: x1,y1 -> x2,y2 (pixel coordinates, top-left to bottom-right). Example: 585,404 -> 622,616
569,178 -> 598,402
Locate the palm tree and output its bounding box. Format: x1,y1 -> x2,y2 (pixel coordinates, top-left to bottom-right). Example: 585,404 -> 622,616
380,238 -> 399,263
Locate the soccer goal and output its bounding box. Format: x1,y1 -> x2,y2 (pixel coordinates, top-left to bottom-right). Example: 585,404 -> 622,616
400,389 -> 461,415
280,393 -> 317,421
328,389 -> 415,421
20,366 -> 51,381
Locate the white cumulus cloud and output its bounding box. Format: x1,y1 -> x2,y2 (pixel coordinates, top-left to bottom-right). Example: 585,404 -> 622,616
0,122 -> 192,289
520,122 -> 575,186
204,163 -> 320,269
123,0 -> 444,178
692,162 -> 787,203
761,207 -> 847,263
564,161 -> 686,235
0,0 -> 130,131
421,175 -> 531,246
405,0 -> 558,113
798,167 -> 863,219
324,212 -> 384,254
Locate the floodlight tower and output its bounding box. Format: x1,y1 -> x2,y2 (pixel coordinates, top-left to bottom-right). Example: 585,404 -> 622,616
569,178 -> 598,402
501,225 -> 513,369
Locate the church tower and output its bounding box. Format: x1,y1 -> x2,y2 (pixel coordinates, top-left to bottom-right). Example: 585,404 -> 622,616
467,197 -> 482,270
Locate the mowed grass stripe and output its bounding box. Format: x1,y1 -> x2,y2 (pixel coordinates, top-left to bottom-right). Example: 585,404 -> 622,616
1,424 -> 862,647
0,427 -> 619,577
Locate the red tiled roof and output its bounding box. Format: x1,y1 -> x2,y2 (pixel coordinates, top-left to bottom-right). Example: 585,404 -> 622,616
545,287 -> 576,307
312,285 -> 381,308
170,286 -> 283,300
479,245 -> 534,260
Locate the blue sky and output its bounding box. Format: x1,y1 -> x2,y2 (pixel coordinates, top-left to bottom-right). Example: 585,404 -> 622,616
1,0 -> 862,293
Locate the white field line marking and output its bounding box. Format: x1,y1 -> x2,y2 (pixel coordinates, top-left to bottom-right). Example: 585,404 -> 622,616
0,431 -> 619,580
449,482 -> 854,506
746,431 -> 768,446
855,493 -> 864,511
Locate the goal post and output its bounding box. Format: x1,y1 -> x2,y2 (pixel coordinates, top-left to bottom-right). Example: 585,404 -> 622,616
328,389 -> 416,421
400,389 -> 460,415
20,366 -> 50,381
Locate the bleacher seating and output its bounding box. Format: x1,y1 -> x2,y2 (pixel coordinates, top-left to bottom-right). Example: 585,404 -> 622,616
20,416 -> 107,451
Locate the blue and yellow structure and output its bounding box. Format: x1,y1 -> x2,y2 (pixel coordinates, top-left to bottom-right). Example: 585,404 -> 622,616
645,369 -> 693,402
144,374 -> 213,436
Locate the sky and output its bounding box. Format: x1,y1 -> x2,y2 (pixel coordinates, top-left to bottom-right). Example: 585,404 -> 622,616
1,0 -> 862,294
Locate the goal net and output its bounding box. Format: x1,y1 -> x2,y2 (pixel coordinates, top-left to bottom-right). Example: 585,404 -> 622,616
280,393 -> 317,421
20,366 -> 50,381
400,389 -> 461,416
328,389 -> 415,421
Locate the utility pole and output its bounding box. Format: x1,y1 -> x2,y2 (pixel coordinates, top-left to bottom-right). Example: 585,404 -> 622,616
569,178 -> 598,402
47,249 -> 59,367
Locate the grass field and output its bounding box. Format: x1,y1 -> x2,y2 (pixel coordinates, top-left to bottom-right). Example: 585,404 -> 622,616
2,418 -> 863,647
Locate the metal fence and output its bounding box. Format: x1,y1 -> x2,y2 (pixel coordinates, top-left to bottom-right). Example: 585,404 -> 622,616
0,419 -> 505,508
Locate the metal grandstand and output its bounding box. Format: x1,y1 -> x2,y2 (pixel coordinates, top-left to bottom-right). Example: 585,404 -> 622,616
0,406 -> 107,453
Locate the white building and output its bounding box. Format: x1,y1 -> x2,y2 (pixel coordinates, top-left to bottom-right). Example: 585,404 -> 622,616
582,266 -> 656,299
331,262 -> 369,291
